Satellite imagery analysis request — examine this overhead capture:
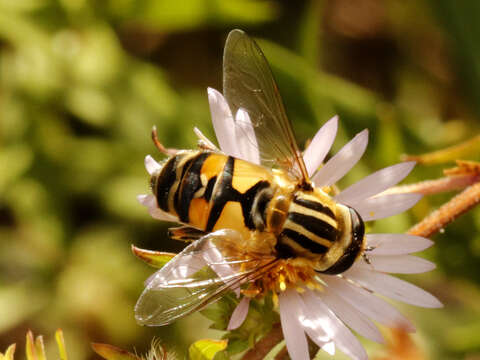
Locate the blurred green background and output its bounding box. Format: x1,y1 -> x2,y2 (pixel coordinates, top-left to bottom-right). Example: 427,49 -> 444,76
1,0 -> 480,359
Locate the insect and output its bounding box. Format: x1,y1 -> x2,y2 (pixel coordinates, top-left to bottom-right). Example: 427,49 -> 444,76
135,29 -> 366,326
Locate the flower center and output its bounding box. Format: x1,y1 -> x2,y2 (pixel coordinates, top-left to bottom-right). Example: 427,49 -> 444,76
242,258 -> 322,298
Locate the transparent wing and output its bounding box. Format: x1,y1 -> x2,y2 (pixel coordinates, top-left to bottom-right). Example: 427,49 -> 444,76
223,29 -> 310,183
135,229 -> 277,326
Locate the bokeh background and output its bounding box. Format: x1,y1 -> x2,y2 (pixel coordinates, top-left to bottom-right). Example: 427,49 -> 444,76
1,0 -> 480,359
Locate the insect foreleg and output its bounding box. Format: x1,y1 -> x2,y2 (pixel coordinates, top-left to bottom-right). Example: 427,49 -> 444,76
151,126 -> 178,156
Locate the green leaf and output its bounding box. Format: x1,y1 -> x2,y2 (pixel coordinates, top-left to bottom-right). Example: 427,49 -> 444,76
224,295 -> 279,355
0,0 -> 46,13
223,339 -> 248,356
200,292 -> 237,330
199,293 -> 279,356
128,0 -> 277,31
0,145 -> 33,194
297,0 -> 324,66
91,343 -> 140,360
131,245 -> 175,268
188,339 -> 228,360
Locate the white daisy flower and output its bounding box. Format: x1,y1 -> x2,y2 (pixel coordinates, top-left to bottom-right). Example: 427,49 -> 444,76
137,88 -> 442,360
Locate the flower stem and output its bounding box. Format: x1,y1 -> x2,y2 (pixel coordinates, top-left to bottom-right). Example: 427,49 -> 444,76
241,324 -> 284,360
240,323 -> 320,360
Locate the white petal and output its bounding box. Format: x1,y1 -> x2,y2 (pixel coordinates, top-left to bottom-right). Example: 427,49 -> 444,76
149,208 -> 177,222
138,193 -> 178,222
137,194 -> 156,208
208,88 -> 238,157
193,127 -> 218,151
322,275 -> 415,331
366,234 -> 433,255
145,155 -> 161,175
312,129 -> 369,187
336,162 -> 416,204
344,267 -> 443,308
235,108 -> 260,164
303,116 -> 338,177
354,193 -> 422,221
356,255 -> 436,274
279,290 -> 310,360
302,290 -> 367,360
227,297 -> 251,330
319,290 -> 384,343
297,294 -> 331,345
322,342 -> 336,356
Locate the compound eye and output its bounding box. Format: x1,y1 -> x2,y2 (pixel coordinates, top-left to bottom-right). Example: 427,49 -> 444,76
349,207 -> 365,246
150,175 -> 157,193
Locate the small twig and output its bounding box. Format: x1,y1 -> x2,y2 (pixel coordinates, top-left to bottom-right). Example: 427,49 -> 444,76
383,174 -> 479,196
383,174 -> 480,238
408,182 -> 480,237
241,323 -> 320,360
274,347 -> 289,360
386,160 -> 480,238
385,160 -> 480,196
241,323 -> 284,360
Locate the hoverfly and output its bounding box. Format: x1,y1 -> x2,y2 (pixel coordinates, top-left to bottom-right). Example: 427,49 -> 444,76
135,29 -> 366,326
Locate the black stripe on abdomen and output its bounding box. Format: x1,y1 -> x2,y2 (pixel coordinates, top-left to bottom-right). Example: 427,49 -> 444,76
175,153 -> 210,223
206,156 -> 238,231
293,196 -> 335,219
155,156 -> 179,212
203,176 -> 216,202
287,212 -> 337,242
280,228 -> 329,254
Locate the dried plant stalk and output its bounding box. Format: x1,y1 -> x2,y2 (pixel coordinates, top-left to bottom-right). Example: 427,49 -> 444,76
384,174 -> 479,196
408,182 -> 480,237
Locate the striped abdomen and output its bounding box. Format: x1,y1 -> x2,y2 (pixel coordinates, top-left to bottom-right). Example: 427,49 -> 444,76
275,190 -> 365,274
276,191 -> 339,257
152,151 -> 276,240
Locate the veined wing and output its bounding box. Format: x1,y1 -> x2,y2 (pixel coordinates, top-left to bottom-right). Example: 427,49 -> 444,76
135,229 -> 277,326
223,29 -> 310,185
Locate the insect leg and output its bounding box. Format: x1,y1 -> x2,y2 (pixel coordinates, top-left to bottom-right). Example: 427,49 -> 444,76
362,252 -> 372,265
151,126 -> 178,156
194,127 -> 219,151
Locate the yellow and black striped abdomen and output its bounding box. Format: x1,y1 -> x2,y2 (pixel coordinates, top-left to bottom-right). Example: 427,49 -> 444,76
275,188 -> 366,275
276,191 -> 339,258
153,151 -> 276,241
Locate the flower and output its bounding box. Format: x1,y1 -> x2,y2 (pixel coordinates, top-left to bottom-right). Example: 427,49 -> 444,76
138,88 -> 442,360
